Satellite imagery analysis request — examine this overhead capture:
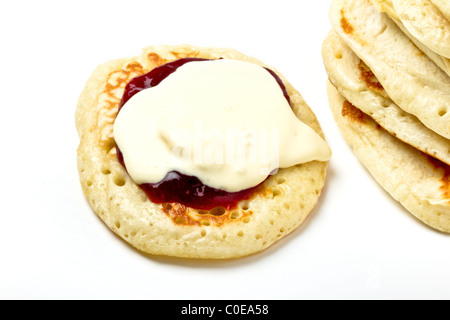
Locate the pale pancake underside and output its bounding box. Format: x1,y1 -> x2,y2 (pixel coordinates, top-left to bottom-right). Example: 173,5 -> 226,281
76,45 -> 328,259
322,30 -> 450,165
327,82 -> 450,232
330,0 -> 450,139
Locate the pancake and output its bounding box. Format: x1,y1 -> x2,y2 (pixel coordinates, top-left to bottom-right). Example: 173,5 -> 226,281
327,82 -> 450,232
330,0 -> 450,139
369,0 -> 450,76
391,0 -> 450,59
431,0 -> 450,21
322,31 -> 450,165
75,45 -> 329,259
389,15 -> 450,78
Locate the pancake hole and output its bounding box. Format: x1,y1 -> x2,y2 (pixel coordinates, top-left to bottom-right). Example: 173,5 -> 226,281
222,234 -> 227,240
280,228 -> 285,233
284,203 -> 290,210
381,101 -> 390,108
115,221 -> 121,229
130,231 -> 137,237
201,230 -> 207,237
240,201 -> 250,211
113,175 -> 126,187
255,234 -> 262,240
272,188 -> 281,198
201,220 -> 211,226
315,189 -> 320,195
270,219 -> 274,225
243,217 -> 251,224
210,207 -> 226,216
334,50 -> 343,59
105,139 -> 116,154
378,24 -> 387,35
438,108 -> 448,117
86,180 -> 93,187
140,193 -> 148,202
164,204 -> 173,211
175,217 -> 186,224
277,178 -> 286,184
101,166 -> 111,175
237,231 -> 244,237
197,210 -> 209,215
230,211 -> 241,219
124,234 -> 129,238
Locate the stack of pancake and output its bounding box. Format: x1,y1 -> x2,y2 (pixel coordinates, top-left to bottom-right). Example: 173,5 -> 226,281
323,0 -> 450,232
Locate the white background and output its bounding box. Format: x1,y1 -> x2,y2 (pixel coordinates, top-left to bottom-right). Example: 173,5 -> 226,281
1,0 -> 449,300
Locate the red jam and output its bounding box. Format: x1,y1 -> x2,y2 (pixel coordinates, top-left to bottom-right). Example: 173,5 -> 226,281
116,58 -> 290,210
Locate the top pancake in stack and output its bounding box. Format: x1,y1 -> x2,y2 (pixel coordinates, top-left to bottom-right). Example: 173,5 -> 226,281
369,0 -> 450,76
323,0 -> 450,232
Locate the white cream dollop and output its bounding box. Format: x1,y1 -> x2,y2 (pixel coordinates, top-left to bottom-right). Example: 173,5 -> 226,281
114,59 -> 331,192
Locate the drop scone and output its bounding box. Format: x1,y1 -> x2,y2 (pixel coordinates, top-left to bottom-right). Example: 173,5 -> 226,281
327,83 -> 450,232
76,45 -> 331,259
430,0 -> 450,21
324,0 -> 450,232
330,0 -> 450,139
368,0 -> 450,76
322,31 -> 450,165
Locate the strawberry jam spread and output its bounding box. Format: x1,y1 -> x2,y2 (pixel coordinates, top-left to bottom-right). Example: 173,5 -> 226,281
115,58 -> 290,210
